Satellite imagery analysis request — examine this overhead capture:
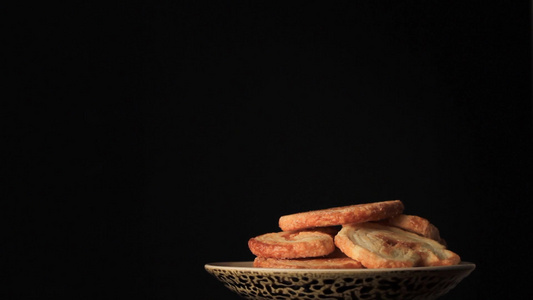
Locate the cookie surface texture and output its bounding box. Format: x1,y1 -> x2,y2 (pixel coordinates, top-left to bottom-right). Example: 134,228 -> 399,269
248,230 -> 335,259
279,200 -> 404,231
253,256 -> 363,269
334,222 -> 460,268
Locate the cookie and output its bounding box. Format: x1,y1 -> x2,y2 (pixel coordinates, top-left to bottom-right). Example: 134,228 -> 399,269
279,200 -> 404,231
380,214 -> 446,245
253,256 -> 363,269
334,222 -> 460,268
248,229 -> 335,259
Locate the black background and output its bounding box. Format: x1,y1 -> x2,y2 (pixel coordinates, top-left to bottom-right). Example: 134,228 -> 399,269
7,1 -> 532,299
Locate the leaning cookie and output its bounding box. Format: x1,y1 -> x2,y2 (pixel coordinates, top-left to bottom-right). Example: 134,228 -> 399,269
334,222 -> 460,268
253,256 -> 363,269
380,214 -> 446,245
248,229 -> 335,259
279,200 -> 404,231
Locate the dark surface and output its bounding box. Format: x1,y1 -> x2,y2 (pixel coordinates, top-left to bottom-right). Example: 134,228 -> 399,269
7,1 -> 531,299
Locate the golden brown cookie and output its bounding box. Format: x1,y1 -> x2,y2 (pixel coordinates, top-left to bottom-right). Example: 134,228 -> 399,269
253,256 -> 363,269
334,222 -> 460,268
279,200 -> 404,231
248,229 -> 335,259
380,214 -> 446,245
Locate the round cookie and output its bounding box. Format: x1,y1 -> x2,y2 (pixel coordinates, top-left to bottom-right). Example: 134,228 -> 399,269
253,256 -> 363,269
279,200 -> 404,231
248,229 -> 335,259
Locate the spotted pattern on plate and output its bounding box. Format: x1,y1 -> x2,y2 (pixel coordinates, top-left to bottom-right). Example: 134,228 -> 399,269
206,265 -> 473,300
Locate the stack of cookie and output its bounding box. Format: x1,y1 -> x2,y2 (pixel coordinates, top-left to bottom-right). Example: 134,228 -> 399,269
248,200 -> 460,269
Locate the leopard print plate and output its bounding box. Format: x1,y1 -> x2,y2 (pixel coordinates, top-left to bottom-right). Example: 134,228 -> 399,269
205,261 -> 475,300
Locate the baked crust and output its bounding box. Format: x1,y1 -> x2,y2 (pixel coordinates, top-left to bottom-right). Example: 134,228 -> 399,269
279,200 -> 404,231
248,229 -> 335,259
334,223 -> 460,268
380,214 -> 446,245
253,256 -> 363,269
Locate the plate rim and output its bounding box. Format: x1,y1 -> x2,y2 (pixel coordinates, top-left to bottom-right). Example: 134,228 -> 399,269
205,261 -> 476,273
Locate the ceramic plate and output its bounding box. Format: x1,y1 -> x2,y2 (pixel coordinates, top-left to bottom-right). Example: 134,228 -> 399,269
205,261 -> 475,299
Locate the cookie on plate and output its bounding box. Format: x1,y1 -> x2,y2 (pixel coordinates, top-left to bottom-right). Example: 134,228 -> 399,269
334,222 -> 460,268
253,255 -> 363,269
248,229 -> 335,259
380,214 -> 446,245
279,200 -> 404,231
